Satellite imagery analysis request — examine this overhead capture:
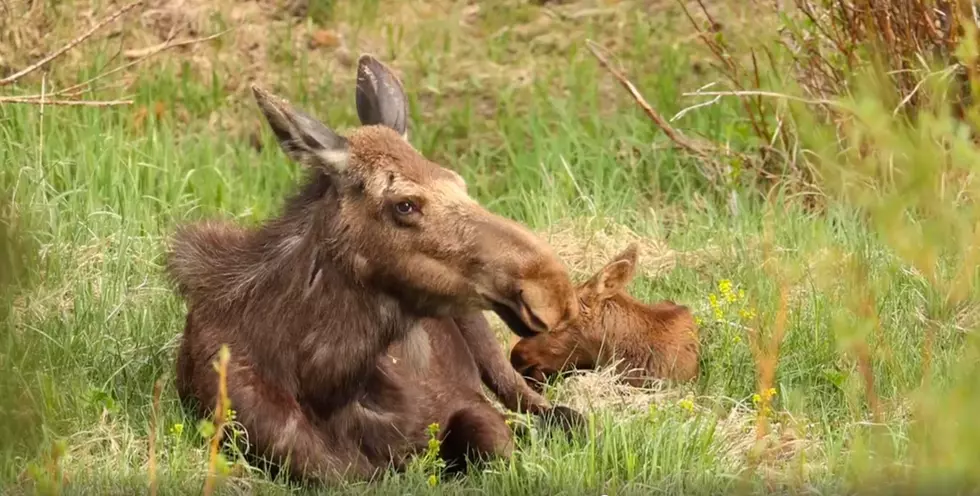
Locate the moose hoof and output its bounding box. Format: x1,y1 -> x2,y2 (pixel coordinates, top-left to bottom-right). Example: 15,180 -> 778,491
541,405 -> 587,438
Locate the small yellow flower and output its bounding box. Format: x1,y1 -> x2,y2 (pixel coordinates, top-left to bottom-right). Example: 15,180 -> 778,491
752,388 -> 777,415
732,334 -> 742,344
713,307 -> 724,322
739,307 -> 757,321
694,315 -> 703,326
427,474 -> 438,487
708,293 -> 719,309
719,279 -> 737,303
677,395 -> 695,413
169,423 -> 184,436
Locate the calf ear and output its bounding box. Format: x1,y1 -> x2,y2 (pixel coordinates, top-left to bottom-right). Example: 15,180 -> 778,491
355,55 -> 410,140
586,243 -> 639,298
251,85 -> 350,174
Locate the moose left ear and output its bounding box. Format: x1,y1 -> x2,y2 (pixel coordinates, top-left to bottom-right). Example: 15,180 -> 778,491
586,243 -> 639,298
355,54 -> 409,141
251,84 -> 351,174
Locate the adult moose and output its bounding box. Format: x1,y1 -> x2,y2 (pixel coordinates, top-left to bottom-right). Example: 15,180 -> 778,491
509,244 -> 700,390
167,55 -> 583,484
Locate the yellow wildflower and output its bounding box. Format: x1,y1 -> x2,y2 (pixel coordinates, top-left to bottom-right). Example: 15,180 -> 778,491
428,474 -> 438,487
170,423 -> 184,436
719,279 -> 736,302
677,395 -> 695,413
739,307 -> 757,321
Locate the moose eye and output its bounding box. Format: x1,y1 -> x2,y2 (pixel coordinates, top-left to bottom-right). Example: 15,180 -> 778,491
394,200 -> 417,215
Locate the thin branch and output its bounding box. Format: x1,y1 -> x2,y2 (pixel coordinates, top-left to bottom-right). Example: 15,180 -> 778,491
681,89 -> 842,107
56,28 -> 231,97
1,28 -> 229,107
892,64 -> 959,117
585,39 -> 717,160
671,94 -> 722,122
0,0 -> 145,87
123,30 -> 228,59
0,96 -> 134,106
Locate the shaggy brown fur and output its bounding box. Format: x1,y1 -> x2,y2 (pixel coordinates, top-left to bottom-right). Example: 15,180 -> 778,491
509,244 -> 701,390
167,55 -> 583,484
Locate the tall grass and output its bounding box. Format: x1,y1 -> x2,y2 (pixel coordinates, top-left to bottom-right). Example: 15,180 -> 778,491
2,0 -> 980,494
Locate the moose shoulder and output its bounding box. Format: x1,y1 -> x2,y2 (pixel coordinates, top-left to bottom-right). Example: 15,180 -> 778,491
509,244 -> 701,390
167,55 -> 582,484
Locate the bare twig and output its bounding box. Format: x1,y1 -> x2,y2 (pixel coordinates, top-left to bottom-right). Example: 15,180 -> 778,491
585,39 -> 718,160
681,89 -> 842,107
122,29 -> 228,60
0,96 -> 134,106
0,0 -> 145,87
1,26 -> 228,107
892,64 -> 960,116
671,95 -> 722,122
56,28 -> 231,97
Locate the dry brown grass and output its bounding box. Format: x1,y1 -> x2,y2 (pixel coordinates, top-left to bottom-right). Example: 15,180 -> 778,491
542,362 -> 822,486
670,0 -> 980,207
540,215 -> 740,279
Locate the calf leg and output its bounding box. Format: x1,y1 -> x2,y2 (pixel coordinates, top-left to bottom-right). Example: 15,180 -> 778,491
453,312 -> 587,434
438,402 -> 514,475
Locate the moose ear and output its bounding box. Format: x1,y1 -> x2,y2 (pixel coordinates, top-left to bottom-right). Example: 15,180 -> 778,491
251,84 -> 350,174
585,243 -> 639,298
355,55 -> 409,140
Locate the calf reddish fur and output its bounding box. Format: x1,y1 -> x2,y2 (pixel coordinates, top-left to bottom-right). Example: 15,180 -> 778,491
167,55 -> 582,484
509,244 -> 701,389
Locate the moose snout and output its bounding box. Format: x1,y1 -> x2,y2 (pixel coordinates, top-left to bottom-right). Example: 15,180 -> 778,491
468,208 -> 577,336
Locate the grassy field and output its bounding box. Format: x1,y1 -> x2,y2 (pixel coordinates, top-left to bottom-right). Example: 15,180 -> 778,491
3,0 -> 980,494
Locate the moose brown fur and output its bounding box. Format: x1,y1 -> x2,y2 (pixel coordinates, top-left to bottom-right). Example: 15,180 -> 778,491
509,244 -> 700,390
167,55 -> 584,484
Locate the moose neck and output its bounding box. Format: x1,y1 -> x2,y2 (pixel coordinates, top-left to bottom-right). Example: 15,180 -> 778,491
250,170 -> 417,410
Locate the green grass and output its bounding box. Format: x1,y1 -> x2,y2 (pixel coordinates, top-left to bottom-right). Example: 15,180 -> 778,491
2,1 -> 980,494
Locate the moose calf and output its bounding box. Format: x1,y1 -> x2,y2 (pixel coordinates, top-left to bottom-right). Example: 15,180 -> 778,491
509,244 -> 700,389
167,55 -> 583,485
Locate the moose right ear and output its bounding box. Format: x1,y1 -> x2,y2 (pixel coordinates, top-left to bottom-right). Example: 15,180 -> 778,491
251,84 -> 350,174
355,55 -> 410,140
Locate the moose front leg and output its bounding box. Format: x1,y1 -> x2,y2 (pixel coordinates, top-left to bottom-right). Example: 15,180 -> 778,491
184,355 -> 378,485
451,312 -> 587,435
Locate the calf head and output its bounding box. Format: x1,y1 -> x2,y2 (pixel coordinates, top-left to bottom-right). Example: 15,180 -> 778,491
251,55 -> 577,336
509,243 -> 647,390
